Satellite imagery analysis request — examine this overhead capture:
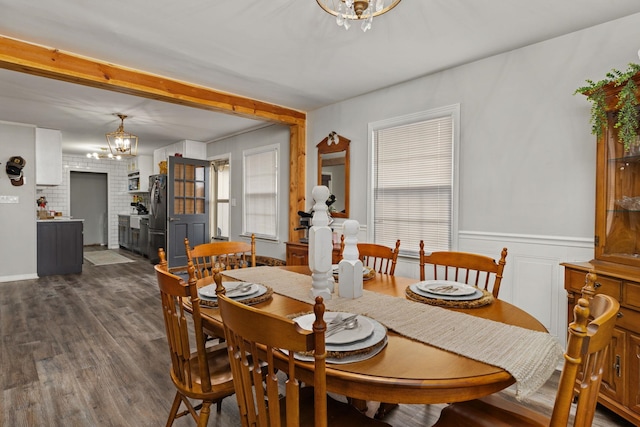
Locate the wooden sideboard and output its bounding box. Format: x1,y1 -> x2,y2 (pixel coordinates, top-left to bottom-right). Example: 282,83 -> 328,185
285,241 -> 342,266
562,261 -> 640,425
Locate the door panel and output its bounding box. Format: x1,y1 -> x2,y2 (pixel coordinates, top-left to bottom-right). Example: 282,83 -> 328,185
167,156 -> 209,268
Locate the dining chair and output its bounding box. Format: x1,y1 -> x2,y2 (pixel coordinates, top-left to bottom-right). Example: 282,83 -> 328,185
216,274 -> 392,427
419,241 -> 508,298
154,255 -> 236,427
185,234 -> 256,279
357,240 -> 401,275
431,272 -> 620,427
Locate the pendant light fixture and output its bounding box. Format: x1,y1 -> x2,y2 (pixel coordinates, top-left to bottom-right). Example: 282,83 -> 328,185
316,0 -> 401,32
106,113 -> 138,157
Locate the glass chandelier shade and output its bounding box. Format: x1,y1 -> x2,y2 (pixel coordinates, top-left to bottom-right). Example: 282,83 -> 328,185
106,114 -> 138,157
316,0 -> 401,32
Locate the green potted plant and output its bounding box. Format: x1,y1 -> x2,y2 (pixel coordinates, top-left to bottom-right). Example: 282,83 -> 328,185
575,63 -> 640,153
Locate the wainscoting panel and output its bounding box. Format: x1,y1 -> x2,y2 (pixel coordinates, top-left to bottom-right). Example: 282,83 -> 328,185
458,231 -> 594,348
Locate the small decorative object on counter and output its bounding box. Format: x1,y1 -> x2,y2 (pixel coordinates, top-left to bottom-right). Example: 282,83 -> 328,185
158,160 -> 167,174
309,185 -> 334,300
36,196 -> 51,219
338,219 -> 363,299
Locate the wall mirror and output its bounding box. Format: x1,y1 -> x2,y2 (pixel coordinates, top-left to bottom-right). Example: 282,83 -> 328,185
317,132 -> 350,218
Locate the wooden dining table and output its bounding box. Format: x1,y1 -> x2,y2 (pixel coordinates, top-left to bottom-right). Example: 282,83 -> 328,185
194,266 -> 550,405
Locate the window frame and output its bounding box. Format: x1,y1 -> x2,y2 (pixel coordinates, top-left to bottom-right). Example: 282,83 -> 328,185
367,104 -> 460,256
210,155 -> 231,241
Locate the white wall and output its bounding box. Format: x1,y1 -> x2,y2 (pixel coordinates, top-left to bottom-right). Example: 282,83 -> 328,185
0,121 -> 37,281
307,13 -> 640,346
207,124 -> 291,261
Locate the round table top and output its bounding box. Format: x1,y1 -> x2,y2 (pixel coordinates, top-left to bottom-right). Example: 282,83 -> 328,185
196,266 -> 548,404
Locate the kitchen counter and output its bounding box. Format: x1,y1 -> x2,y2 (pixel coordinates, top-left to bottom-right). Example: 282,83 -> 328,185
37,220 -> 83,276
37,218 -> 83,222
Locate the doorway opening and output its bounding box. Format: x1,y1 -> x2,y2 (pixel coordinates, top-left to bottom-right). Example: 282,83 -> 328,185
70,171 -> 108,246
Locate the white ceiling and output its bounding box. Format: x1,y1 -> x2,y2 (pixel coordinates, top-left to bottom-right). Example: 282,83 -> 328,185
1,0 -> 640,156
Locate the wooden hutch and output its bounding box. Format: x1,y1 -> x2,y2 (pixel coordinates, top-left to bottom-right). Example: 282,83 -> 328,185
561,71 -> 640,425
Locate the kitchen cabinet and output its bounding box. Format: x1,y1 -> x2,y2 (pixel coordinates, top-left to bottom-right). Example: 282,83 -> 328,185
37,220 -> 83,276
561,69 -> 640,426
140,217 -> 149,258
153,140 -> 207,174
118,215 -> 131,249
35,128 -> 62,185
285,241 -> 342,266
127,155 -> 153,192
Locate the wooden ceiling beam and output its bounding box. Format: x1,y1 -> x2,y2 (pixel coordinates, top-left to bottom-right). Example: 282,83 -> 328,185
0,34 -> 307,241
0,35 -> 305,126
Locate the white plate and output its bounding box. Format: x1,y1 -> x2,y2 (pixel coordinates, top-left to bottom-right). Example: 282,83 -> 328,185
283,336 -> 388,365
198,283 -> 260,300
409,283 -> 483,301
417,280 -> 477,296
294,312 -> 375,345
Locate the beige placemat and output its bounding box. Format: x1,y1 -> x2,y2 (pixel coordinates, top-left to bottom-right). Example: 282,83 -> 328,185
222,267 -> 563,400
405,286 -> 494,308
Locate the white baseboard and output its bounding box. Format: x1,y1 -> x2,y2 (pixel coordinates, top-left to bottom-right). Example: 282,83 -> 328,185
0,273 -> 39,283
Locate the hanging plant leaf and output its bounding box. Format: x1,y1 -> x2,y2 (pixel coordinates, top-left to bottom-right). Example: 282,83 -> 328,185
575,63 -> 640,148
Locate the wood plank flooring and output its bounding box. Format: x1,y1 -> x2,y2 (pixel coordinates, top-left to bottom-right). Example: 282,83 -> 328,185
1,247 -> 635,426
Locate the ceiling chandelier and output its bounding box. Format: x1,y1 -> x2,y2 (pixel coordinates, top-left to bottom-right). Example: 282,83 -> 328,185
106,113 -> 138,157
87,148 -> 122,160
316,0 -> 401,32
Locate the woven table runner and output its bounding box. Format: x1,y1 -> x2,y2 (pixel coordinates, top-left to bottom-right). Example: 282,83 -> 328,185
222,267 -> 563,400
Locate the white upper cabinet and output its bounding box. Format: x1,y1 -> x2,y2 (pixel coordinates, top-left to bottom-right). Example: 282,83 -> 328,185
35,128 -> 62,185
153,140 -> 207,174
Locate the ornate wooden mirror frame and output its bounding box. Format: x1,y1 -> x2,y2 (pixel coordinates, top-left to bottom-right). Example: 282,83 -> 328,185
317,132 -> 350,218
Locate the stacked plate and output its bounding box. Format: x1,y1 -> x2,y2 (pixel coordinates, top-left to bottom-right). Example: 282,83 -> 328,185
292,312 -> 387,364
198,282 -> 268,302
409,279 -> 483,301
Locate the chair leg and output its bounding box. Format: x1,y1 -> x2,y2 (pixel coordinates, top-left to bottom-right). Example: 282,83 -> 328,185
216,398 -> 223,413
166,391 -> 182,427
197,401 -> 212,427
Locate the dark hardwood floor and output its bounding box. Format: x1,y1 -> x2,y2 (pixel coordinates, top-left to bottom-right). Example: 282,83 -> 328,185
0,247 -> 634,426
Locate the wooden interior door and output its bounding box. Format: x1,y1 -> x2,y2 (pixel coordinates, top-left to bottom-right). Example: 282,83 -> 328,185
167,156 -> 210,268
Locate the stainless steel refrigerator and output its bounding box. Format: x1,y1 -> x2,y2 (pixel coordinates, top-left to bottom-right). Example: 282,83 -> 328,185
148,174 -> 167,263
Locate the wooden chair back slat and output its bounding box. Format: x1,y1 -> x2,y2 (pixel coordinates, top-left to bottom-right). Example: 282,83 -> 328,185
432,271 -> 620,427
154,252 -> 235,425
185,234 -> 256,279
419,241 -> 507,298
217,274 -> 327,427
357,240 -> 401,275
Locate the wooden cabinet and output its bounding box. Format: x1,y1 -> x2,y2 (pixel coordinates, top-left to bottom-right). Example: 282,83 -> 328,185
37,220 -> 83,276
561,69 -> 640,425
285,241 -> 342,266
562,262 -> 640,425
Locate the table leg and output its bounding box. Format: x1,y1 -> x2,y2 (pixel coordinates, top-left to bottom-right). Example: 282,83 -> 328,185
347,398 -> 368,412
375,402 -> 399,419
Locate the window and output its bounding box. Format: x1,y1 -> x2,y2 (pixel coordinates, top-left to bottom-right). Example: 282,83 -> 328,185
212,158 -> 230,240
368,105 -> 459,255
243,144 -> 279,239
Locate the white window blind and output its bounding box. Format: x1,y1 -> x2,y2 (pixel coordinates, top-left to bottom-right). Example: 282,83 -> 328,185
243,145 -> 278,239
373,115 -> 453,254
